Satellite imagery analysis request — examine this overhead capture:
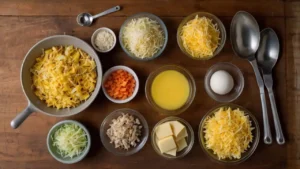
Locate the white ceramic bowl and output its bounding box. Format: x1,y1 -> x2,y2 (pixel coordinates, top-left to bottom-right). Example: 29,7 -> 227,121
102,66 -> 139,103
91,27 -> 116,53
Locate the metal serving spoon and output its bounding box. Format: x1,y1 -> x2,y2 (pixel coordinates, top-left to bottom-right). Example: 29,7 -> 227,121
230,11 -> 272,144
77,6 -> 121,26
257,28 -> 285,145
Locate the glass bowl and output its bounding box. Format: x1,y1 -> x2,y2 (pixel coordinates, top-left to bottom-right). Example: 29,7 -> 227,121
119,12 -> 168,61
199,103 -> 260,164
100,108 -> 149,156
204,62 -> 244,102
177,12 -> 226,60
151,116 -> 194,159
145,65 -> 196,116
47,120 -> 91,164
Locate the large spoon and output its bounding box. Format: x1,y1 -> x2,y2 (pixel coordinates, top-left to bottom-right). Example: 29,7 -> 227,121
257,28 -> 285,145
230,11 -> 272,144
77,6 -> 121,26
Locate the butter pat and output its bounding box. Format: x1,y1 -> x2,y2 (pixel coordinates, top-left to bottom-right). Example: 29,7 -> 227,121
157,136 -> 177,153
155,122 -> 173,140
175,128 -> 188,141
169,121 -> 185,137
165,148 -> 177,156
176,138 -> 187,152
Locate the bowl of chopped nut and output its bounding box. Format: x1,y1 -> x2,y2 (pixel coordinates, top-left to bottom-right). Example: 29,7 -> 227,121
100,108 -> 149,156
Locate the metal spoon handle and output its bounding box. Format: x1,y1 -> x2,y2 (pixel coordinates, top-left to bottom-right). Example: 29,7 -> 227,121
264,78 -> 285,145
250,59 -> 273,144
92,6 -> 121,19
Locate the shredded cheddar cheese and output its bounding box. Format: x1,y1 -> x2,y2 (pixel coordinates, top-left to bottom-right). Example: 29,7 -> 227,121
204,107 -> 253,160
31,46 -> 97,109
180,15 -> 220,59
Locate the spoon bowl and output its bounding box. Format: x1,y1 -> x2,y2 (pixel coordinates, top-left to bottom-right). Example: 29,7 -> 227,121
230,11 -> 260,60
77,13 -> 93,26
257,28 -> 280,73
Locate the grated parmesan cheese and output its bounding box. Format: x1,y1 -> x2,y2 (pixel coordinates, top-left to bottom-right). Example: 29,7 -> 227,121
180,15 -> 220,59
122,17 -> 164,59
204,107 -> 254,160
94,30 -> 115,52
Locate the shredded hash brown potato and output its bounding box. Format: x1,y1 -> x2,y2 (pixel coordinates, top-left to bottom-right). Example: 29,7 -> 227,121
31,46 -> 97,109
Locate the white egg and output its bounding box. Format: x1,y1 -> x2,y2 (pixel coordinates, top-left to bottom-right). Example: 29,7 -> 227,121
210,70 -> 234,95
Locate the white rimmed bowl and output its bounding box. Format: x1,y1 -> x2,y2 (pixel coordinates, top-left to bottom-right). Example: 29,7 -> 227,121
102,66 -> 139,103
91,27 -> 116,53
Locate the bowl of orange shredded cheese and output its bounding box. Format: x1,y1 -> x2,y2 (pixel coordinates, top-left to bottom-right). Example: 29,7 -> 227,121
102,66 -> 139,104
177,12 -> 226,60
199,104 -> 260,164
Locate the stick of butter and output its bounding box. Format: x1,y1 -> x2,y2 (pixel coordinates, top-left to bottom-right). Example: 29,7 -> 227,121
157,136 -> 177,153
169,121 -> 185,137
165,148 -> 177,156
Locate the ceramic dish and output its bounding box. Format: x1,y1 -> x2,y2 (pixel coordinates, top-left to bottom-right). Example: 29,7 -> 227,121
199,103 -> 260,164
91,27 -> 116,53
151,116 -> 194,159
11,35 -> 102,129
119,12 -> 168,61
100,108 -> 149,156
102,65 -> 139,104
145,65 -> 196,116
47,120 -> 91,164
177,12 -> 226,60
204,62 -> 244,102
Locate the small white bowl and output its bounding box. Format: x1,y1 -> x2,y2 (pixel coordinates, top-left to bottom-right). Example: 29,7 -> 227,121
91,27 -> 116,53
102,66 -> 139,104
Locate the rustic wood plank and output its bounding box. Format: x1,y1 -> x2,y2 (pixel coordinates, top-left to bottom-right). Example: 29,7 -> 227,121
0,14 -> 288,169
286,17 -> 300,168
0,0 -> 284,17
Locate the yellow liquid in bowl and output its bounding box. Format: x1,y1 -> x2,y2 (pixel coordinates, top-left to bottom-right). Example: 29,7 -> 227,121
151,70 -> 190,110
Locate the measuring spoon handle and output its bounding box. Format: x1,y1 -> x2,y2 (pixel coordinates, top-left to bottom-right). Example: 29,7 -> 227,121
92,6 -> 121,19
250,59 -> 273,144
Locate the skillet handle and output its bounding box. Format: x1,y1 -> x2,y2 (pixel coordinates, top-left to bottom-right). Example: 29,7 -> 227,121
11,104 -> 34,129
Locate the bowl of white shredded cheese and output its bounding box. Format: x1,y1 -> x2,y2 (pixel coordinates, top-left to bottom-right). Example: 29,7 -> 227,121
91,27 -> 116,53
119,12 -> 168,61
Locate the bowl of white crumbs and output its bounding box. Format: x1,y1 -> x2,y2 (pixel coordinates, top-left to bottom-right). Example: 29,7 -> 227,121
100,108 -> 149,156
91,27 -> 116,53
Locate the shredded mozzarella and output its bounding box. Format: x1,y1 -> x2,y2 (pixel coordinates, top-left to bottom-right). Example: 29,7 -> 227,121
122,17 -> 164,59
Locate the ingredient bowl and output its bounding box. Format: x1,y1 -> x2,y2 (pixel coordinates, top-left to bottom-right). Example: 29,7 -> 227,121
204,62 -> 244,102
151,116 -> 194,159
100,108 -> 149,156
145,65 -> 196,116
91,27 -> 116,53
11,35 -> 102,129
47,120 -> 91,164
199,103 -> 260,164
177,12 -> 226,60
119,12 -> 168,61
102,66 -> 139,103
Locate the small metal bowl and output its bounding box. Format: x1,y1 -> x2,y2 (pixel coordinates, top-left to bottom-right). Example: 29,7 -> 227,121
47,120 -> 91,164
177,12 -> 226,60
100,108 -> 149,156
199,104 -> 260,164
204,62 -> 244,102
119,12 -> 168,61
151,116 -> 194,159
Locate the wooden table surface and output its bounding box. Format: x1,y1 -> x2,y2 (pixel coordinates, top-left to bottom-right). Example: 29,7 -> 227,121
0,0 -> 299,169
